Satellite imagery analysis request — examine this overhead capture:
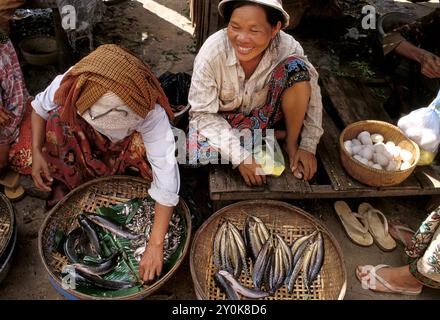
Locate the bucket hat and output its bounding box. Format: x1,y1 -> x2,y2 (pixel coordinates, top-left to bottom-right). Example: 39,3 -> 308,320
218,0 -> 290,28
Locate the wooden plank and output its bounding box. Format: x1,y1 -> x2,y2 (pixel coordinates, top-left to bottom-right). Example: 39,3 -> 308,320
318,109 -> 365,191
415,165 -> 440,189
320,71 -> 392,126
211,182 -> 440,202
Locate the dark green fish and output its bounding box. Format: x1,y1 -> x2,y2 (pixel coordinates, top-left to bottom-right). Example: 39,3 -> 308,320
77,214 -> 101,256
214,272 -> 239,300
71,251 -> 120,276
63,228 -> 83,263
86,214 -> 142,240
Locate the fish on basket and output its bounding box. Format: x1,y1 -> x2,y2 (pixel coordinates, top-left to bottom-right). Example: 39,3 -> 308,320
212,216 -> 326,300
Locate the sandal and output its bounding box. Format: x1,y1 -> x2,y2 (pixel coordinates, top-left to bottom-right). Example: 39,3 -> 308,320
355,264 -> 422,296
4,184 -> 25,202
389,220 -> 415,247
334,201 -> 373,247
358,203 -> 396,252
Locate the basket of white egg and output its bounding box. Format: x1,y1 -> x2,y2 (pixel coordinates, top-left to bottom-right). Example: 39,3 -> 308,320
339,120 -> 420,187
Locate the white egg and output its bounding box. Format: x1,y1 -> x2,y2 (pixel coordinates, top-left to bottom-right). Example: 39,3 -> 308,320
344,141 -> 352,155
360,135 -> 373,146
357,131 -> 370,140
368,161 -> 375,167
373,153 -> 389,167
400,149 -> 413,163
351,145 -> 363,155
372,164 -> 383,170
392,146 -> 402,160
359,147 -> 374,161
386,160 -> 400,171
384,142 -> 397,160
371,133 -> 384,144
385,141 -> 396,149
373,143 -> 386,154
400,161 -> 412,170
353,155 -> 368,165
352,139 -> 362,146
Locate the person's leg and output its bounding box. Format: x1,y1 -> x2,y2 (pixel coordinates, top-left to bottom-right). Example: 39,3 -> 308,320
356,265 -> 423,293
0,143 -> 10,176
408,220 -> 440,288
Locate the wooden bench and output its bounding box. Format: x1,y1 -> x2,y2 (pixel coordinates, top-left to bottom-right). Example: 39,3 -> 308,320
209,71 -> 440,210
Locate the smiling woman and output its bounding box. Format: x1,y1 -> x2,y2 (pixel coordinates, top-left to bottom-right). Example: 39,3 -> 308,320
188,0 -> 324,186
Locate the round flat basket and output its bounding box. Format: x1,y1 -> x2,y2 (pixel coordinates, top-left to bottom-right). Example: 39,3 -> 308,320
190,200 -> 347,300
38,176 -> 191,300
339,120 -> 420,187
0,193 -> 15,259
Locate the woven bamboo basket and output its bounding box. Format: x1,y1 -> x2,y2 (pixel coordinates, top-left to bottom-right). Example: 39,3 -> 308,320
190,200 -> 347,300
0,193 -> 15,259
339,120 -> 420,187
38,176 -> 192,300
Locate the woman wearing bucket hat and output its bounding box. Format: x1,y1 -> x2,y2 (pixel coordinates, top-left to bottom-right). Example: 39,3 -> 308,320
188,0 -> 323,185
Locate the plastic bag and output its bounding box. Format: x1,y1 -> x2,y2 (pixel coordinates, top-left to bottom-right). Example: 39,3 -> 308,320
253,137 -> 285,177
158,71 -> 191,107
398,90 -> 440,165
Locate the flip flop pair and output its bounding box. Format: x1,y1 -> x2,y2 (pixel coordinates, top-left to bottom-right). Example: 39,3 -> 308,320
355,264 -> 422,296
334,201 -> 396,251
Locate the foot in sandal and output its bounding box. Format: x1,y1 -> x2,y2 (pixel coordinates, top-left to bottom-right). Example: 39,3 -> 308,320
334,201 -> 373,247
358,203 -> 396,252
355,264 -> 423,295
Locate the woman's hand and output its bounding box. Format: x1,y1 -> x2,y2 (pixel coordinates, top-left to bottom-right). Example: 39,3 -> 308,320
420,53 -> 440,79
139,242 -> 164,283
31,150 -> 53,192
0,106 -> 12,126
238,156 -> 266,187
285,142 -> 317,181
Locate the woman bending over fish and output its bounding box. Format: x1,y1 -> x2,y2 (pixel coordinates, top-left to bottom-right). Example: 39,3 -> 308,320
188,0 -> 323,185
30,44 -> 180,283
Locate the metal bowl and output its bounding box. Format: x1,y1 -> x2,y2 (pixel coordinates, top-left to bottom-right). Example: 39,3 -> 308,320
19,35 -> 59,66
377,12 -> 415,37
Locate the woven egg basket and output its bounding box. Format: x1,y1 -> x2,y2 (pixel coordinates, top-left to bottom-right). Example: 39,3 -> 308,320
38,176 -> 191,300
190,200 -> 347,300
339,120 -> 420,187
0,193 -> 15,259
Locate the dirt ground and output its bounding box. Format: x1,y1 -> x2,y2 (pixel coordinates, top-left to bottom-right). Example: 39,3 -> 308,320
1,0 -> 440,300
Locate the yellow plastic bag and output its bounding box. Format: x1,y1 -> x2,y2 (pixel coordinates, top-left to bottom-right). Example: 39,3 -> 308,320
417,149 -> 438,166
253,138 -> 285,177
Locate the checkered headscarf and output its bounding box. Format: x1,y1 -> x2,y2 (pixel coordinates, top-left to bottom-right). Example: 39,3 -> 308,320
54,44 -> 173,125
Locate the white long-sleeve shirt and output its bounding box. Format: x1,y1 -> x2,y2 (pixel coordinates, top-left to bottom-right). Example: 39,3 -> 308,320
31,72 -> 180,207
188,29 -> 324,166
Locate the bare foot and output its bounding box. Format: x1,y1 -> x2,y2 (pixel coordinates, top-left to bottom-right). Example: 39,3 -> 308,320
356,265 -> 422,294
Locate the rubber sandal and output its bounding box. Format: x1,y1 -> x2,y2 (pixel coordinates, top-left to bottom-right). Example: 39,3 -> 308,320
355,264 -> 422,296
358,203 -> 397,252
4,184 -> 25,202
334,201 -> 373,247
389,222 -> 415,247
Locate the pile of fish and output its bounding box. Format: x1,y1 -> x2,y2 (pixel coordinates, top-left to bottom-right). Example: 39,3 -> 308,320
63,213 -> 140,290
128,198 -> 184,263
212,216 -> 325,300
61,198 -> 184,291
